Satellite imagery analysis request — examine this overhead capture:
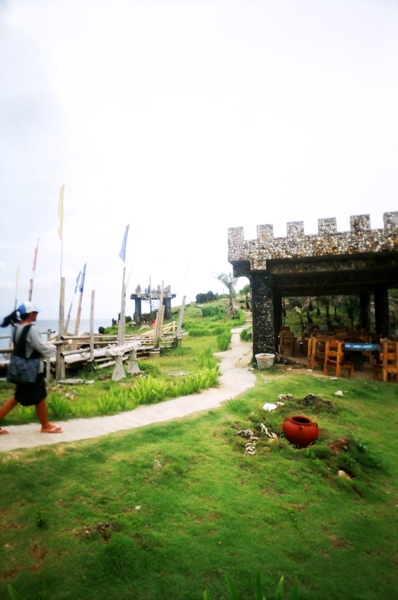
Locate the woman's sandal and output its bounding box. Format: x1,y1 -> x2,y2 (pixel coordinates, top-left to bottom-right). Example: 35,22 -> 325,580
0,427 -> 9,435
41,426 -> 63,434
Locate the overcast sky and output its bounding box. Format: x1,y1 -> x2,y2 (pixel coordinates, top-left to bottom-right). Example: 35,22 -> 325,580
1,0 -> 397,321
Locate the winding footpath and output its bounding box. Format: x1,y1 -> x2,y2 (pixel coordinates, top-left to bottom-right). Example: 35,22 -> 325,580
0,328 -> 255,453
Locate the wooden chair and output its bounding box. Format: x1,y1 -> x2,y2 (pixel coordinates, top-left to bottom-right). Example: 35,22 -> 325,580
300,332 -> 308,356
373,340 -> 398,383
334,328 -> 348,340
324,339 -> 354,378
279,330 -> 296,356
307,336 -> 326,370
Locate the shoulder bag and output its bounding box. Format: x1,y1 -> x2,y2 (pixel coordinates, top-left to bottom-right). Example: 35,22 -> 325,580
7,325 -> 41,384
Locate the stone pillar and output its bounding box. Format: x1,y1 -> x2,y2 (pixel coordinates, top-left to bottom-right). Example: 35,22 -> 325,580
134,298 -> 142,325
374,286 -> 390,337
359,292 -> 372,332
273,292 -> 283,349
251,272 -> 275,360
163,297 -> 172,320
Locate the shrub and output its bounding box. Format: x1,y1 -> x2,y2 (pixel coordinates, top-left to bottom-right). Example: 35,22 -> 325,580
201,305 -> 223,318
240,327 -> 252,342
196,347 -> 220,370
96,394 -> 120,416
47,396 -> 71,420
216,331 -> 231,351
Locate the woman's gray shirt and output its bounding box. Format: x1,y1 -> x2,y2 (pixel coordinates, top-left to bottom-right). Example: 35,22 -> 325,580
14,324 -> 56,373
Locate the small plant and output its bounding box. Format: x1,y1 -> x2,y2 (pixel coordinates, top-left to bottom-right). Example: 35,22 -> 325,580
131,375 -> 163,405
240,327 -> 252,342
47,395 -> 70,420
7,585 -> 21,600
196,347 -> 220,370
216,331 -> 231,351
96,394 -> 120,416
203,573 -> 299,599
18,405 -> 35,423
36,510 -> 46,528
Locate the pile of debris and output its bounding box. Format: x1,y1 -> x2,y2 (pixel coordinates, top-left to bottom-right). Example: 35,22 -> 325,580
236,424 -> 278,455
300,393 -> 333,410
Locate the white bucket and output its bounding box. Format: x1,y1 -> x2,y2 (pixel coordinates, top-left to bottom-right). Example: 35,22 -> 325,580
255,353 -> 275,370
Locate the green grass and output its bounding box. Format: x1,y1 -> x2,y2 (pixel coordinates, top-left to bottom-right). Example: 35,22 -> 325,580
1,373 -> 397,599
0,301 -> 244,425
1,297 -> 397,598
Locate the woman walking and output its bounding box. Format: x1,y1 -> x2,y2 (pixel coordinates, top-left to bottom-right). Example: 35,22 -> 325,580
0,301 -> 62,434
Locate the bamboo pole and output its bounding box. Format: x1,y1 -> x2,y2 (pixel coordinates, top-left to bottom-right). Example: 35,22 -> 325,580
73,291 -> 83,350
14,264 -> 20,311
28,279 -> 34,302
58,277 -> 65,339
65,283 -> 78,334
90,290 -> 95,361
118,265 -> 126,345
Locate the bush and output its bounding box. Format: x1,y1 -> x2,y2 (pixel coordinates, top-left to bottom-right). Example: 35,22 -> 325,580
201,305 -> 223,318
216,331 -> 231,351
240,327 -> 252,342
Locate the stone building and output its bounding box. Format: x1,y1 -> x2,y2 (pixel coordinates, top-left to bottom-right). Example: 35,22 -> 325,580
130,285 -> 176,325
228,212 -> 398,360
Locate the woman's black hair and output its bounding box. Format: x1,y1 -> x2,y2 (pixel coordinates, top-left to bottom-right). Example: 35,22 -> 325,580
1,309 -> 20,328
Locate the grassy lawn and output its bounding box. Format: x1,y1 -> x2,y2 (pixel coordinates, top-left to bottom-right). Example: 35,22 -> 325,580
1,370 -> 397,599
0,304 -> 244,426
1,298 -> 397,599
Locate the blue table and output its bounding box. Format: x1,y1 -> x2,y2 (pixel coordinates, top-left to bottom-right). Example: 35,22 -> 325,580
344,343 -> 380,352
344,343 -> 380,371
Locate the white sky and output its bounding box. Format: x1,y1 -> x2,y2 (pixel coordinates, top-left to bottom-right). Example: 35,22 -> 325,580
1,0 -> 397,320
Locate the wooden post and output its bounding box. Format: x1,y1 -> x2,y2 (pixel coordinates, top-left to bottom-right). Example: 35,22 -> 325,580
58,277 -> 65,339
112,355 -> 126,381
56,340 -> 66,381
28,279 -> 33,302
176,295 -> 186,342
127,348 -> 141,374
118,266 -> 126,345
73,291 -> 84,349
65,286 -> 77,334
90,290 -> 95,362
154,282 -> 164,348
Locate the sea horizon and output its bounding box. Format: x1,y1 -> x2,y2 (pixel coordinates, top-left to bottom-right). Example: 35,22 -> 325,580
0,317 -> 114,350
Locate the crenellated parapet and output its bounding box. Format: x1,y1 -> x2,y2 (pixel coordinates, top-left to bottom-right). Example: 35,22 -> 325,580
228,212 -> 398,271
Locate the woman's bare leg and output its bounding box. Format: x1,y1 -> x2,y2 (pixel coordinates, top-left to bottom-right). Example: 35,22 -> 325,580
35,399 -> 62,433
0,397 -> 18,433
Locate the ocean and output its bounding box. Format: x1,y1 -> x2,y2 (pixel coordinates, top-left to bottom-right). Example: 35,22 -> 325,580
0,318 -> 113,350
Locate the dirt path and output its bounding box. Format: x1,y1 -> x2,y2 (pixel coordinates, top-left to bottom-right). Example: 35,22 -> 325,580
0,328 -> 256,453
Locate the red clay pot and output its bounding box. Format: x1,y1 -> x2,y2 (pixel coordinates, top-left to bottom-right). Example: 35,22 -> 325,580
282,415 -> 319,448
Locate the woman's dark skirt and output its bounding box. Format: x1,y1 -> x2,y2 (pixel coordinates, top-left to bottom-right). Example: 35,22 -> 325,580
15,372 -> 47,407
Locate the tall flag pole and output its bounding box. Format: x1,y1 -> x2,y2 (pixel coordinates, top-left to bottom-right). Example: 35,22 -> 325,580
58,185 -> 65,338
14,264 -> 20,310
58,185 -> 64,275
65,269 -> 81,334
74,263 -> 86,339
9,264 -> 20,347
28,238 -> 39,301
118,225 -> 129,345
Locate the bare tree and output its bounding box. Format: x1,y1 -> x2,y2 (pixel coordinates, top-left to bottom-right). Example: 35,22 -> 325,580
216,272 -> 238,316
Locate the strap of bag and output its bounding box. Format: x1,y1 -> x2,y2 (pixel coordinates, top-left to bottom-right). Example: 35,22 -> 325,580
12,325 -> 40,359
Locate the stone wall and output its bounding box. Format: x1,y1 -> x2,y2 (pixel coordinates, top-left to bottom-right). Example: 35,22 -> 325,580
228,212 -> 398,270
